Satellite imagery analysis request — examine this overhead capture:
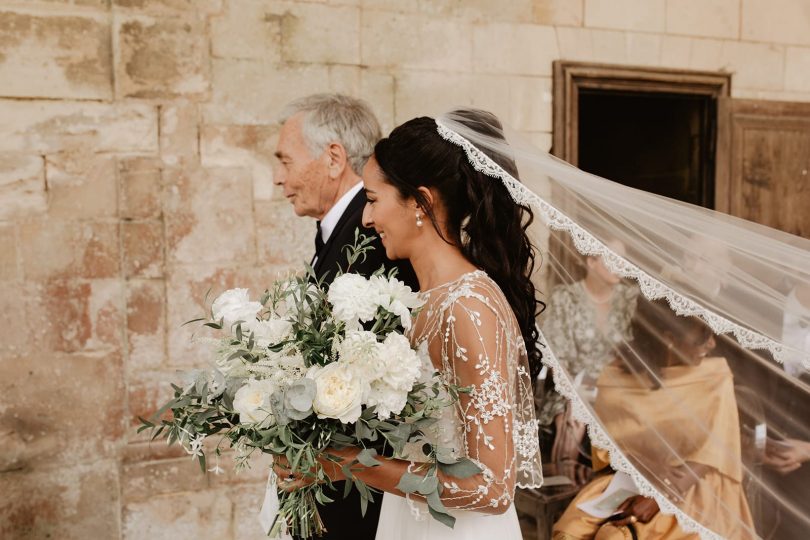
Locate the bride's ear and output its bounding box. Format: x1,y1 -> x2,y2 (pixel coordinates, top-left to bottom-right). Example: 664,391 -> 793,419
415,186 -> 434,213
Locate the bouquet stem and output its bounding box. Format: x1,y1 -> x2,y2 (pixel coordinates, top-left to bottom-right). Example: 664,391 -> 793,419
277,486 -> 325,538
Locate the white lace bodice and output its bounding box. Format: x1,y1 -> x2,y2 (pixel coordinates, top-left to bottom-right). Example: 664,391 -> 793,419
406,270 -> 543,513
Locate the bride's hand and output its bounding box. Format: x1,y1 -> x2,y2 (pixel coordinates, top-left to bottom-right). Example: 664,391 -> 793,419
272,447 -> 362,491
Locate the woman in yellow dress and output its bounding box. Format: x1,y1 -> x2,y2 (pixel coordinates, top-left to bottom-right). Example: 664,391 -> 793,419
552,297 -> 755,540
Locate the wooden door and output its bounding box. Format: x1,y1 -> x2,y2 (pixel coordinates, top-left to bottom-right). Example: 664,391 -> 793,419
716,98 -> 810,238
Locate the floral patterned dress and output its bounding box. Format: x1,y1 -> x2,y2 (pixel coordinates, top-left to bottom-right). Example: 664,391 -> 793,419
537,281 -> 639,428
376,270 -> 543,539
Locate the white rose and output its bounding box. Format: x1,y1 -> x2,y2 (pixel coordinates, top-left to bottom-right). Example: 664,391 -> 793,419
335,330 -> 383,381
370,275 -> 424,330
366,380 -> 408,418
246,318 -> 293,347
212,288 -> 262,330
307,363 -> 364,424
233,379 -> 277,425
328,274 -> 379,329
377,332 -> 422,391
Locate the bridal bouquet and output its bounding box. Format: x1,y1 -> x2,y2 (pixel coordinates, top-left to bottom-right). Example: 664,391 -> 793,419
139,237 -> 481,537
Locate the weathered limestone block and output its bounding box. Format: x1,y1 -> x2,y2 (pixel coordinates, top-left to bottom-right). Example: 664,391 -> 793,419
393,71 -> 476,123
533,0 -> 584,26
254,200 -> 313,269
0,282 -> 30,354
126,279 -> 166,371
0,460 -> 121,540
204,59 -> 330,125
0,351 -> 124,469
0,154 -> 46,220
20,220 -> 119,280
210,0 -> 282,60
0,10 -> 112,100
116,15 -> 210,99
584,0 -> 665,32
556,27 -> 662,67
24,278 -> 124,352
46,152 -> 118,219
200,124 -> 277,201
507,76 -> 552,132
689,39 -> 784,91
122,489 -> 233,540
119,156 -> 163,221
472,22 -> 558,75
126,279 -> 166,370
0,225 -> 16,281
122,456 -> 209,503
228,484 -> 278,540
361,10 -> 472,71
113,0 -> 222,14
742,0 -> 810,47
0,100 -> 158,154
786,46 -> 810,93
160,100 -> 200,166
163,166 -> 256,264
666,0 -> 739,39
122,221 -> 164,278
271,1 -> 359,64
420,0 -> 535,24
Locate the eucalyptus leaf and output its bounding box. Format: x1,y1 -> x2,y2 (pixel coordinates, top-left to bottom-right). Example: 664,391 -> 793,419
428,504 -> 456,529
356,448 -> 380,468
437,458 -> 482,479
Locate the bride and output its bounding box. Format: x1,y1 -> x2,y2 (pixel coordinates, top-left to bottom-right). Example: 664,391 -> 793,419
277,110 -> 545,539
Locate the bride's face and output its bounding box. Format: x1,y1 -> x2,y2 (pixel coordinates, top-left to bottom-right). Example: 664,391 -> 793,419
361,156 -> 420,260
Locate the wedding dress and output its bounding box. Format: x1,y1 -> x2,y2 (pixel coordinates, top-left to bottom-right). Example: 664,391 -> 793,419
376,270 -> 543,540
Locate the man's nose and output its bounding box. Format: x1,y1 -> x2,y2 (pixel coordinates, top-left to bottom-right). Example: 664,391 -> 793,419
272,165 -> 285,185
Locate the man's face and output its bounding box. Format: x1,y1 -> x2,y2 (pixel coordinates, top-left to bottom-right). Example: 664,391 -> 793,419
274,113 -> 332,218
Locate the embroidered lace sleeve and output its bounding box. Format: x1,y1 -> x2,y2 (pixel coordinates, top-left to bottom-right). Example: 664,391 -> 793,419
425,274 -> 542,513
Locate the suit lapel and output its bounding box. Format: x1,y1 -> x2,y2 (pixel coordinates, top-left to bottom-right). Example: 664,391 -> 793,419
313,190 -> 367,279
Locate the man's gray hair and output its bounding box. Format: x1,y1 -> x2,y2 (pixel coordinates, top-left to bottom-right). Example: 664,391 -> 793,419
279,93 -> 382,175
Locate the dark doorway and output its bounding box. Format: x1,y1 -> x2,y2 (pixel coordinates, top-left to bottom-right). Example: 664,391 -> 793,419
577,90 -> 717,208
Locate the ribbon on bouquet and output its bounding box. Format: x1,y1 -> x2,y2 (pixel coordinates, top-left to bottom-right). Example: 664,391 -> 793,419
259,461 -> 292,539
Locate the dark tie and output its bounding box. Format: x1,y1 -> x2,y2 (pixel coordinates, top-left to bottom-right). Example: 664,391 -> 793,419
314,220 -> 325,255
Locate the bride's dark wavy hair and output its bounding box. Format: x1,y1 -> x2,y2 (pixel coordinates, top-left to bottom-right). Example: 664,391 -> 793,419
373,109 -> 545,379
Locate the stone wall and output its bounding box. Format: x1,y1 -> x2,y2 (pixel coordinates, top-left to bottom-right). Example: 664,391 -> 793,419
1,1 -> 809,538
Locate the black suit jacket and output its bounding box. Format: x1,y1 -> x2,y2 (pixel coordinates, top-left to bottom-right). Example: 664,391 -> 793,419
313,190 -> 417,288
311,189 -> 417,540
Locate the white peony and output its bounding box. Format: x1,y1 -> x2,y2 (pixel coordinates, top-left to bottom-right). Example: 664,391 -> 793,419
307,363 -> 364,424
371,275 -> 424,330
366,380 -> 408,418
335,330 -> 384,382
246,318 -> 293,348
233,379 -> 277,425
212,288 -> 262,330
328,274 -> 379,329
376,332 -> 422,391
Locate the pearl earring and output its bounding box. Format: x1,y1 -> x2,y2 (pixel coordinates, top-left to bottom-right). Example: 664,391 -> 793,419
415,212 -> 423,227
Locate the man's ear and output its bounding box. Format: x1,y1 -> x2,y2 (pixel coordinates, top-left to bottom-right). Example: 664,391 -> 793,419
326,142 -> 348,179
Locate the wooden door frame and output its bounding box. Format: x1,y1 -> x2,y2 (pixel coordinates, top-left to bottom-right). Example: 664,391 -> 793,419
552,61 -> 732,167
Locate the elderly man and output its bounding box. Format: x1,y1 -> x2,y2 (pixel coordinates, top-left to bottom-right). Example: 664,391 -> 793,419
274,93 -> 416,540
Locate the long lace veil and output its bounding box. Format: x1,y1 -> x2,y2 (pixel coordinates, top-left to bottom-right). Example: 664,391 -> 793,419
436,110 -> 810,539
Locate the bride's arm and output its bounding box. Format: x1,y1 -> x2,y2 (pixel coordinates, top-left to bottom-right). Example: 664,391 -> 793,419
317,294 -> 517,515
